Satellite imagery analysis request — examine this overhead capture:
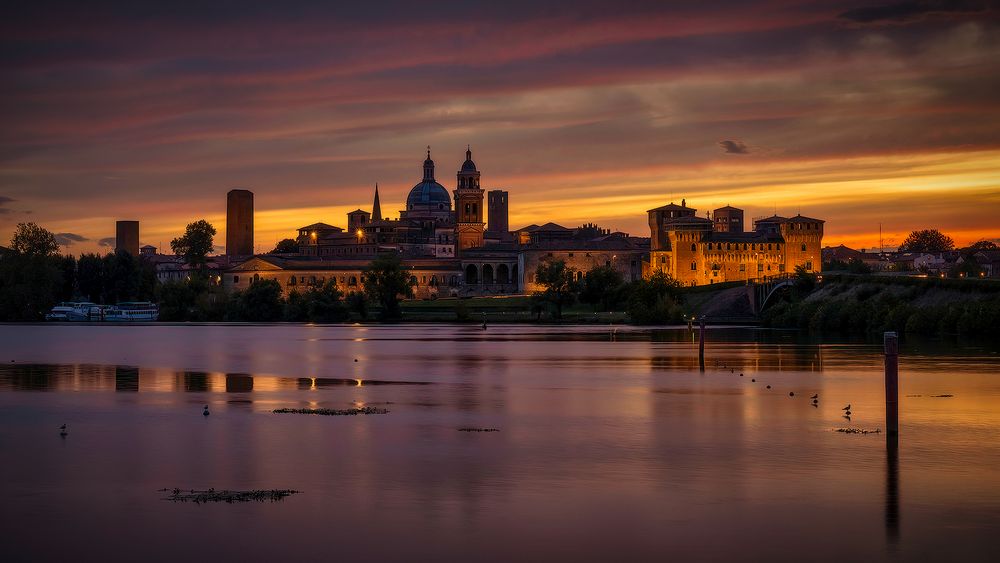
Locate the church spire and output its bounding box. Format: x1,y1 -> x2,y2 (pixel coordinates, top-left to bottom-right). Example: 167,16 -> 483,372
423,146 -> 434,181
372,183 -> 382,221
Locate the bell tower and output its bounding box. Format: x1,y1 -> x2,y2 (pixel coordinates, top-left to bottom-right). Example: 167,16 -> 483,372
454,145 -> 485,251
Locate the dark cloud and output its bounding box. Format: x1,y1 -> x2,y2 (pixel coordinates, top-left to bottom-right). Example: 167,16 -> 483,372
54,232 -> 88,246
97,236 -> 116,247
839,1 -> 989,24
719,140 -> 749,154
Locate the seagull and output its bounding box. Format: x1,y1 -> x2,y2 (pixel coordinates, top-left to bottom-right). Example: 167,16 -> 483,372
203,405 -> 210,417
843,414 -> 851,421
842,404 -> 851,411
59,424 -> 67,437
766,385 -> 772,389
810,394 -> 819,400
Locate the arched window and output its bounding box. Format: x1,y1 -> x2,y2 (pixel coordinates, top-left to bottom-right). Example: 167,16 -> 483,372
801,243 -> 807,251
690,243 -> 696,251
233,275 -> 239,284
482,264 -> 494,284
349,276 -> 357,286
708,243 -> 713,250
726,243 -> 731,250
690,261 -> 697,271
466,264 -> 479,284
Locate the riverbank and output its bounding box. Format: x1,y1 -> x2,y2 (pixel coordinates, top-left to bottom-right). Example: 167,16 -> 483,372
762,273 -> 1000,336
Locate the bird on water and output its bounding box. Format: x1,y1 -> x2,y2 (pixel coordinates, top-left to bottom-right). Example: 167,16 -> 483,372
203,405 -> 210,417
59,424 -> 67,437
842,404 -> 851,411
811,394 -> 819,400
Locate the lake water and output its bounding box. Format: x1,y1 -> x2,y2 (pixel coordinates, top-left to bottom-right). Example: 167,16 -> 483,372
1,324 -> 999,562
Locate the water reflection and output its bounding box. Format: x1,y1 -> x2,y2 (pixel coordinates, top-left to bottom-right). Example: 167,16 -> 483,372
225,373 -> 253,393
115,366 -> 139,392
886,436 -> 900,545
1,326 -> 999,562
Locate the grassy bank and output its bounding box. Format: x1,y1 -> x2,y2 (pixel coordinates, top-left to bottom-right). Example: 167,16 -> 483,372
762,274 -> 1000,336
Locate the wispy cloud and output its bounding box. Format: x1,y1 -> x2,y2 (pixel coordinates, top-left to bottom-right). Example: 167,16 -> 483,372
839,1 -> 990,25
54,232 -> 88,246
719,140 -> 750,154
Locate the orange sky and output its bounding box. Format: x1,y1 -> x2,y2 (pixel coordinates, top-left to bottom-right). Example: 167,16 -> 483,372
1,2 -> 998,254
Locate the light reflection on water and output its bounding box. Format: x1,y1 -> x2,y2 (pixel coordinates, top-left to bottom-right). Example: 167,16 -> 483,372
0,324 -> 999,562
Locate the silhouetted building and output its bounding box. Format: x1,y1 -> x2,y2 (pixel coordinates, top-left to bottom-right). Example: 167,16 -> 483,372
226,189 -> 254,256
487,190 -> 509,235
713,205 -> 744,233
347,209 -> 370,232
115,220 -> 139,256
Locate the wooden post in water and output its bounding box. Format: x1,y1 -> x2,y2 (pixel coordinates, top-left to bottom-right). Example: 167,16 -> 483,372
884,332 -> 899,438
698,319 -> 706,372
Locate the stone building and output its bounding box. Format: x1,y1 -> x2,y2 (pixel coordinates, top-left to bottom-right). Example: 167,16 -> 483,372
217,147 -> 824,295
647,200 -> 823,285
226,189 -> 254,256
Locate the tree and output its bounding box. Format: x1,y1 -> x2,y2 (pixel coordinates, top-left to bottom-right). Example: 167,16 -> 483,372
345,291 -> 368,320
271,238 -> 299,254
227,278 -> 283,321
965,240 -> 998,253
10,223 -> 59,256
899,229 -> 954,253
171,220 -> 216,274
363,253 -> 414,320
578,265 -> 624,311
533,259 -> 578,320
306,280 -> 349,322
285,280 -> 349,322
0,253 -> 64,320
623,271 -> 683,324
76,253 -> 105,302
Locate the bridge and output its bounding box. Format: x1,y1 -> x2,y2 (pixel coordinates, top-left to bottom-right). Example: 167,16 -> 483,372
747,273 -> 794,315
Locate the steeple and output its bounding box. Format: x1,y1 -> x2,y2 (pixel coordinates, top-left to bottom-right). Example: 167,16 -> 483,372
423,146 -> 434,181
372,183 -> 382,221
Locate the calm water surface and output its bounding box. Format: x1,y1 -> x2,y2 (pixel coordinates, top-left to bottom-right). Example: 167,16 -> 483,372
1,324 -> 999,562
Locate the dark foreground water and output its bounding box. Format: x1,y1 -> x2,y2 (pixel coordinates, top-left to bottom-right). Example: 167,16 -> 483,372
1,324 -> 999,562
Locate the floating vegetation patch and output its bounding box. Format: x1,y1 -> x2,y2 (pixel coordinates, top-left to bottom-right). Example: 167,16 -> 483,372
932,394 -> 954,398
835,428 -> 882,435
458,427 -> 500,432
272,407 -> 388,416
160,488 -> 300,503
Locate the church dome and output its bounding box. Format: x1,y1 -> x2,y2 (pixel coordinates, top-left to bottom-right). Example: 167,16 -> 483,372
406,147 -> 452,210
407,180 -> 451,208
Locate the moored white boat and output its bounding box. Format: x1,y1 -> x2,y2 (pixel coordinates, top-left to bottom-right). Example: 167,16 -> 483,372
64,303 -> 104,322
45,302 -> 83,321
104,302 -> 159,322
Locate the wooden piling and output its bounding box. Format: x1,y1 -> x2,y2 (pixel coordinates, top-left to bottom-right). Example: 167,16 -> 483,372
884,331 -> 898,437
698,319 -> 706,372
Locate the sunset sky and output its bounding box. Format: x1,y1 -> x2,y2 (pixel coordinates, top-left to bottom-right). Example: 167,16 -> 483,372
1,0 -> 998,255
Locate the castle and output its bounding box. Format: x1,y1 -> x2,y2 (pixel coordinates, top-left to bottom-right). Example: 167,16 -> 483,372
219,148 -> 822,296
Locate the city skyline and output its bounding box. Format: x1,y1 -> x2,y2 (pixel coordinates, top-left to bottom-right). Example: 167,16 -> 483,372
2,1 -> 998,255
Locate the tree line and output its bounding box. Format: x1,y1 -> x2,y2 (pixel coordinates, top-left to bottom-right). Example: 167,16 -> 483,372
531,260 -> 686,323
0,223 -> 156,320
